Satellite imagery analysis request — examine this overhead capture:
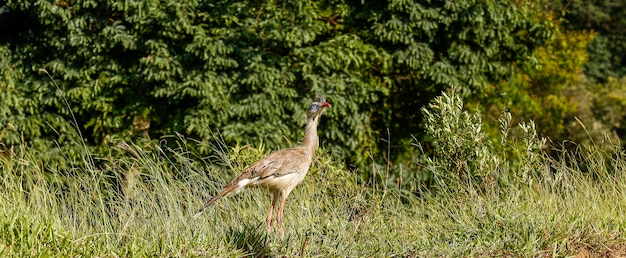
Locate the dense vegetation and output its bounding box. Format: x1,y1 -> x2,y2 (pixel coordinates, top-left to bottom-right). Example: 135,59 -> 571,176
0,0 -> 604,169
2,0 -> 626,255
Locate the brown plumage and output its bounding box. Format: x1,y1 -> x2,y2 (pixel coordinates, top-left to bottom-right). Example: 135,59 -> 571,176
193,93 -> 330,236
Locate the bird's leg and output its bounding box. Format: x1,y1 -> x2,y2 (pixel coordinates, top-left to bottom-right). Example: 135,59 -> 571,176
277,195 -> 288,240
266,193 -> 279,232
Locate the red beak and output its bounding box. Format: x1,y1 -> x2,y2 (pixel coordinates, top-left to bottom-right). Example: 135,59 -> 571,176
321,101 -> 330,107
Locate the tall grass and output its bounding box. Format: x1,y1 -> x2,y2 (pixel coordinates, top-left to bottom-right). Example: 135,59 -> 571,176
1,90 -> 626,256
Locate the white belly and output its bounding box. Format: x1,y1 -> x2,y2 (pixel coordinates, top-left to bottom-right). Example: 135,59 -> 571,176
257,171 -> 306,193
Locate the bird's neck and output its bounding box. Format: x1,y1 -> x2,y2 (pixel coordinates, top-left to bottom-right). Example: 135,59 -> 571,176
301,116 -> 319,154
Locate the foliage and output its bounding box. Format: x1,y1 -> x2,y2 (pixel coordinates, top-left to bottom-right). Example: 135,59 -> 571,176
494,0 -> 626,149
543,0 -> 626,146
0,0 -> 383,169
473,24 -> 596,147
350,0 -> 556,165
589,77 -> 626,141
551,0 -> 626,82
420,89 -> 498,192
0,0 -> 558,172
413,87 -> 549,194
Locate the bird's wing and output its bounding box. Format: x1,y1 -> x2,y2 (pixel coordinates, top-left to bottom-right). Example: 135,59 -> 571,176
251,148 -> 309,179
219,147 -> 309,195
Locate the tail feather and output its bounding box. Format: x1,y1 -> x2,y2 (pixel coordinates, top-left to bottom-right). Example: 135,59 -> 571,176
193,172 -> 255,219
192,194 -> 222,219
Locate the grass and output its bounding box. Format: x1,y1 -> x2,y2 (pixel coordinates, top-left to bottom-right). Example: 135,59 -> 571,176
2,93 -> 626,256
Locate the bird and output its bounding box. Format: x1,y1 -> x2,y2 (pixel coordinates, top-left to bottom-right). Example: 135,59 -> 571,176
193,93 -> 330,237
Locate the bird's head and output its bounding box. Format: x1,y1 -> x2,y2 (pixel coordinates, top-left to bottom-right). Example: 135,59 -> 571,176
307,93 -> 330,119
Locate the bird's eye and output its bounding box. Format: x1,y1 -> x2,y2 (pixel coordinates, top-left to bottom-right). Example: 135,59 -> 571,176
309,103 -> 318,109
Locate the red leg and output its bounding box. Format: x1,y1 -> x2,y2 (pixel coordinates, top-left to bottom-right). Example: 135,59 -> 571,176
266,193 -> 278,232
277,195 -> 288,240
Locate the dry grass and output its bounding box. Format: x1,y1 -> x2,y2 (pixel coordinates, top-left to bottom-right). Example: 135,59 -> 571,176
1,92 -> 626,256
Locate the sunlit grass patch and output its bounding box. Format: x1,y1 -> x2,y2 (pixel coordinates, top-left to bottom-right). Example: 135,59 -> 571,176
1,90 -> 626,256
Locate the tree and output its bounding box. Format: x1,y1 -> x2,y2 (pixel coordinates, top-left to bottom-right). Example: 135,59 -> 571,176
0,0 -> 558,174
344,0 -> 556,167
0,0 -> 386,168
493,27 -> 595,146
553,0 -> 626,82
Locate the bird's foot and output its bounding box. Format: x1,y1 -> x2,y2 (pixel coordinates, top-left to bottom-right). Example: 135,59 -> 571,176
278,228 -> 285,241
266,219 -> 273,233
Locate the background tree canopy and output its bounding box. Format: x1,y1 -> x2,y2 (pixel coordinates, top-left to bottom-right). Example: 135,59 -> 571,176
1,0 -> 625,177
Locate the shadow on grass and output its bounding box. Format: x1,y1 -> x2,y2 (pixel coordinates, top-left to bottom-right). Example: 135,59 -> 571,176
225,223 -> 273,257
